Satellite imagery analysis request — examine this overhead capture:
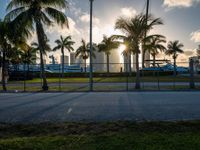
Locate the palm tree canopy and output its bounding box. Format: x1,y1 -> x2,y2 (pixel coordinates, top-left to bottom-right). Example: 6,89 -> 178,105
53,35 -> 75,53
6,0 -> 69,34
112,35 -> 135,55
165,40 -> 184,58
115,14 -> 163,53
31,40 -> 51,55
0,20 -> 30,49
20,45 -> 37,64
143,34 -> 166,56
98,35 -> 120,55
75,39 -> 97,60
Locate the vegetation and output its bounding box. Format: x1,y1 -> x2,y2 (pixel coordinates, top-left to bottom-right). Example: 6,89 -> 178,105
0,19 -> 30,91
0,0 -> 192,92
165,40 -> 184,77
6,0 -> 69,91
1,121 -> 200,149
143,34 -> 166,67
98,35 -> 120,73
53,36 -> 75,77
115,14 -> 163,89
75,39 -> 97,72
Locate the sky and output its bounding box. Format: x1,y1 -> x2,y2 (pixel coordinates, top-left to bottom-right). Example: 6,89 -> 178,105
1,0 -> 200,63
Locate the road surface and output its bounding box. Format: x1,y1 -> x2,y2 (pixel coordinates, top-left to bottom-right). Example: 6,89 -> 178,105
0,92 -> 200,123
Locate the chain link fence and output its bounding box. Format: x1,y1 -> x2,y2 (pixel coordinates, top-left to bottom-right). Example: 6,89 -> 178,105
1,61 -> 200,92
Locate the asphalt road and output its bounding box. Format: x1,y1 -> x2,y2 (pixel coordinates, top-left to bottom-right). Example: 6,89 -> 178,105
0,92 -> 200,123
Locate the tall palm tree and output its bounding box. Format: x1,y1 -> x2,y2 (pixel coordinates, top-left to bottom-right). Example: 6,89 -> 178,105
75,40 -> 96,72
143,35 -> 166,67
98,36 -> 120,73
53,36 -> 75,76
115,14 -> 163,89
6,0 -> 69,91
165,40 -> 184,77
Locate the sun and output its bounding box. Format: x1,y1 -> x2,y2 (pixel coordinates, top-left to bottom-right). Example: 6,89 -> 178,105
119,44 -> 126,51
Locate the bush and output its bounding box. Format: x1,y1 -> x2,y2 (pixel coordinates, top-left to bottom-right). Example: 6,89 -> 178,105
9,71 -> 34,81
32,71 -> 174,78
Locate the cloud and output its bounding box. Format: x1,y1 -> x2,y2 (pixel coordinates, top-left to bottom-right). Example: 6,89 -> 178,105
191,30 -> 200,43
46,17 -> 80,36
79,13 -> 100,25
163,0 -> 200,8
120,7 -> 137,18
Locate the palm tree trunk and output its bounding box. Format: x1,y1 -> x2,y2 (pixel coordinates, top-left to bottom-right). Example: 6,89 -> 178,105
153,54 -> 156,67
135,51 -> 140,89
174,56 -> 176,77
84,59 -> 87,72
106,54 -> 110,73
142,49 -> 145,68
2,51 -> 7,91
35,19 -> 48,91
61,48 -> 65,78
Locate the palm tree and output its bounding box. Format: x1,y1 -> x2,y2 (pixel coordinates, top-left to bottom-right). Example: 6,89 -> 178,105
6,0 -> 69,91
112,35 -> 133,74
20,46 -> 37,72
115,14 -> 163,89
142,16 -> 164,68
0,19 -> 29,91
53,36 -> 75,77
143,35 -> 166,67
165,40 -> 184,77
98,36 -> 120,73
75,40 -> 96,72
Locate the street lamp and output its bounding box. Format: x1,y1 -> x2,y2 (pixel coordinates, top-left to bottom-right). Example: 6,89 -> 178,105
89,0 -> 94,91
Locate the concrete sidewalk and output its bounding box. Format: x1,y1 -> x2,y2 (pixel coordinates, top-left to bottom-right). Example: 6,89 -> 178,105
0,92 -> 200,123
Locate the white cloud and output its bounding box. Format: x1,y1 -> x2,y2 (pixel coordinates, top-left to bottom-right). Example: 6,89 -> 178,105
191,30 -> 200,43
120,7 -> 137,18
79,13 -> 100,25
164,0 -> 200,8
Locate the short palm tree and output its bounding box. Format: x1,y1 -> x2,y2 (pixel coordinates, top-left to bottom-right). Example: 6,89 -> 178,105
143,35 -> 166,67
6,0 -> 69,91
21,46 -> 37,72
115,14 -> 163,89
165,40 -> 184,77
98,36 -> 120,73
112,35 -> 133,74
75,40 -> 96,72
53,36 -> 75,76
0,19 -> 29,91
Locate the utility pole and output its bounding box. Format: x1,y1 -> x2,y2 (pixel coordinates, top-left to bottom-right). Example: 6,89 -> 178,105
89,0 -> 94,91
143,0 -> 150,68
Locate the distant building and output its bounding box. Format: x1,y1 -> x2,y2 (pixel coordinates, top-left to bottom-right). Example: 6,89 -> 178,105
60,56 -> 69,66
93,51 -> 105,72
70,53 -> 76,65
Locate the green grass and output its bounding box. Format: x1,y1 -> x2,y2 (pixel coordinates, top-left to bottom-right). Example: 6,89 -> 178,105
1,121 -> 200,150
8,76 -> 198,84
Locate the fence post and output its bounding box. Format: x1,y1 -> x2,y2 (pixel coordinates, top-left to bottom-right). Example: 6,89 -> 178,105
189,59 -> 195,89
59,64 -> 61,92
126,62 -> 128,91
23,63 -> 26,92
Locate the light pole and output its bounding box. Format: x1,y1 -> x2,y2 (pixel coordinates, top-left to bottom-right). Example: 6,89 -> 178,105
143,0 -> 150,68
89,0 -> 94,91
